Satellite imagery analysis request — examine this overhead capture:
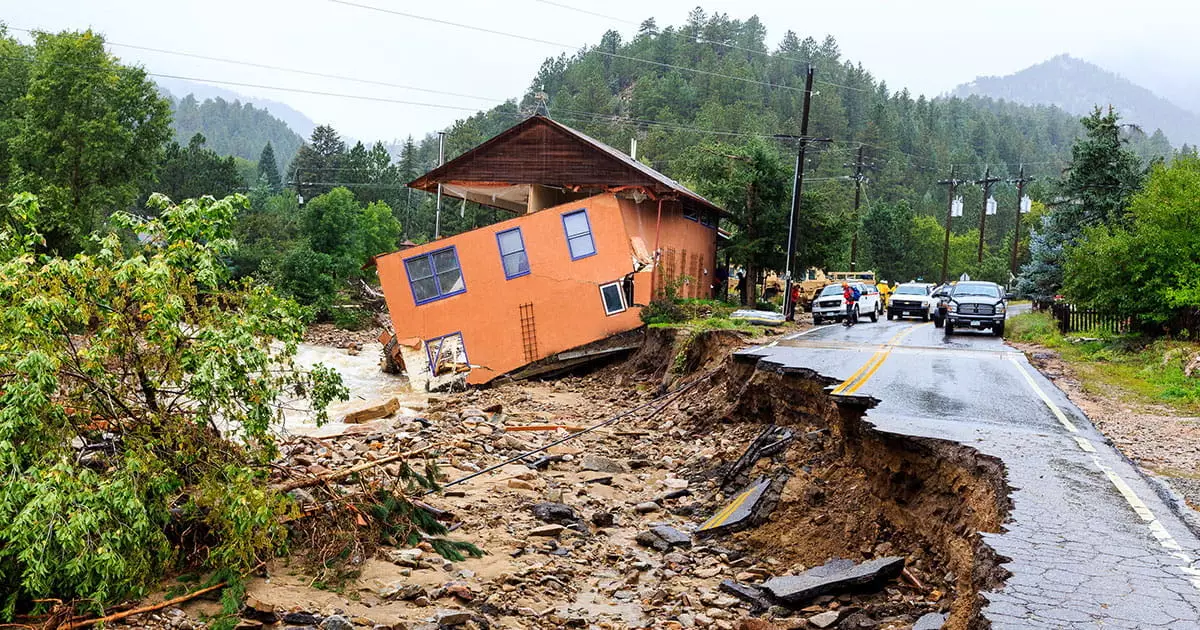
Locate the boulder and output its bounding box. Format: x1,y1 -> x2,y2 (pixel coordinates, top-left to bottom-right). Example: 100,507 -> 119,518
760,556 -> 905,607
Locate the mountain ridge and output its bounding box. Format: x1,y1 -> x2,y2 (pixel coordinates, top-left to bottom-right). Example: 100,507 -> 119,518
951,54 -> 1200,146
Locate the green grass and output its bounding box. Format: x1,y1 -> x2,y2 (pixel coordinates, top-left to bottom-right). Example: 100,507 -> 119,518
1006,312 -> 1200,413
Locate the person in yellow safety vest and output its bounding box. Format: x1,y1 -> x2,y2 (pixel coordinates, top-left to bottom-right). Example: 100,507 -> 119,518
878,280 -> 892,308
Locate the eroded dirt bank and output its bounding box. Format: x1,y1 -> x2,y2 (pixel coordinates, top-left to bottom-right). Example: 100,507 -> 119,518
127,328 -> 1012,630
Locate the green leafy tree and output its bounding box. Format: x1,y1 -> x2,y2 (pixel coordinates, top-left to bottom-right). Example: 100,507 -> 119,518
0,192 -> 346,618
288,125 -> 347,200
302,186 -> 364,277
861,199 -> 915,281
257,142 -> 282,191
1065,156 -> 1200,327
5,29 -> 171,253
685,137 -> 788,304
1054,106 -> 1145,235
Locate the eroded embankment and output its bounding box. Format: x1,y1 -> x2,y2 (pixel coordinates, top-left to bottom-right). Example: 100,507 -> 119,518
678,345 -> 1012,629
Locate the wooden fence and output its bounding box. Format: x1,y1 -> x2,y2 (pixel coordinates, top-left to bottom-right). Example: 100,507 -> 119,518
1050,303 -> 1129,335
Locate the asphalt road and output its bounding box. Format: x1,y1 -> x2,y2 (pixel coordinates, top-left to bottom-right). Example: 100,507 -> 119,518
740,317 -> 1200,628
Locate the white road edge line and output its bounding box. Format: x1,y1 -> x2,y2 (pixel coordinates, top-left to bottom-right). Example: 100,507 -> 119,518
1008,354 -> 1200,590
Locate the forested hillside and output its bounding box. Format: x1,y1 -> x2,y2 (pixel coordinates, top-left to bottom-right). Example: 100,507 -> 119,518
385,10 -> 1172,281
953,54 -> 1197,148
166,93 -> 304,173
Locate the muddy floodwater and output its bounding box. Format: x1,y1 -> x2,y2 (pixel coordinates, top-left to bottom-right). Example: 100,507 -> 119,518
281,343 -> 427,437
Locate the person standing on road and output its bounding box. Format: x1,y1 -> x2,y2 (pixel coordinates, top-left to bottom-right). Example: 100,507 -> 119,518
842,282 -> 859,327
878,280 -> 892,309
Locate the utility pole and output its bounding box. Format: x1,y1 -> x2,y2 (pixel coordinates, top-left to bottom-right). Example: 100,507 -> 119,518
434,131 -> 446,240
1008,165 -> 1035,280
937,167 -> 966,284
845,145 -> 869,271
781,65 -> 815,321
975,166 -> 1002,263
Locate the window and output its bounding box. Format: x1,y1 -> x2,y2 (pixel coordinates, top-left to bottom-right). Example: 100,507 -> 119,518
426,332 -> 469,376
600,282 -> 626,315
683,207 -> 699,222
404,246 -> 465,305
496,227 -> 530,279
700,211 -> 717,228
562,210 -> 596,260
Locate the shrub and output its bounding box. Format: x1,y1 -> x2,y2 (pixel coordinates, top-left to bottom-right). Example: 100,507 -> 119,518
0,193 -> 348,619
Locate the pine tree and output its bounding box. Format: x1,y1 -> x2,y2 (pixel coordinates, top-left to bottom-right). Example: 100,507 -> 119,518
258,142 -> 282,192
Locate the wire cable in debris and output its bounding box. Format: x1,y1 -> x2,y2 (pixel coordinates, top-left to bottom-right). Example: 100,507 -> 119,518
422,368 -> 718,496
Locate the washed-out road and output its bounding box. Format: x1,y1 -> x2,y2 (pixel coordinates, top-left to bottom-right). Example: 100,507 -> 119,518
741,317 -> 1200,628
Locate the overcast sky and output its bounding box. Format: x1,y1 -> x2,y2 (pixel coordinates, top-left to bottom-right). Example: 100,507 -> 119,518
4,0 -> 1195,142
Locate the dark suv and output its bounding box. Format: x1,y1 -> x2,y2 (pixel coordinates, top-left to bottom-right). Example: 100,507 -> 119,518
943,281 -> 1008,336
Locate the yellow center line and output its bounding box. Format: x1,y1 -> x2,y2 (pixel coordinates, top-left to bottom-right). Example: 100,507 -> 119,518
699,484 -> 758,530
831,323 -> 930,395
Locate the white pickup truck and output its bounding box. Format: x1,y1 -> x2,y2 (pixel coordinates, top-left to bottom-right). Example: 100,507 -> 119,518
811,282 -> 882,325
887,283 -> 937,321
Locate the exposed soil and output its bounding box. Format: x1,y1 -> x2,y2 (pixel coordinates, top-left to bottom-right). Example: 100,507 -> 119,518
1015,343 -> 1200,512
304,323 -> 385,349
108,325 -> 1011,630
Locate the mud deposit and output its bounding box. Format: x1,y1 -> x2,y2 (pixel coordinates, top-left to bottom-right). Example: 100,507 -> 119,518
121,328 -> 1012,630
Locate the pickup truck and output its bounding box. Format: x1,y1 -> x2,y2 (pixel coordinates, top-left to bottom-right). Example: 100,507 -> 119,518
811,282 -> 882,325
941,281 -> 1008,336
887,283 -> 936,321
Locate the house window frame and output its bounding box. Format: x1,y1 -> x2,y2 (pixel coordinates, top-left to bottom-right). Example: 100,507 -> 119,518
403,245 -> 466,306
495,227 -> 531,280
561,209 -> 597,261
599,281 -> 627,316
425,331 -> 469,375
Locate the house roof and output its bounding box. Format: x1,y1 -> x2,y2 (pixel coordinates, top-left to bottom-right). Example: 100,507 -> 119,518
409,115 -> 725,216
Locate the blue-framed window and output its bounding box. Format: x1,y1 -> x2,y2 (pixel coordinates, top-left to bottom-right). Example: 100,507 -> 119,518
426,332 -> 468,376
404,246 -> 465,305
683,207 -> 699,222
700,211 -> 717,228
496,227 -> 530,279
562,209 -> 596,260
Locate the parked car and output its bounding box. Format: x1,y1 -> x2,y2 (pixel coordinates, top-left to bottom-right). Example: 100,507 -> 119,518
887,283 -> 936,321
811,282 -> 882,325
943,281 -> 1008,336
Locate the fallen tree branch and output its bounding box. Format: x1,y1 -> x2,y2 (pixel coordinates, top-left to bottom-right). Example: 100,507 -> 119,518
58,583 -> 224,630
271,444 -> 435,492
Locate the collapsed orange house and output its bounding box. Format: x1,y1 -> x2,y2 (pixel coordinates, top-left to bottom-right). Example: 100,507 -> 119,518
373,115 -> 725,387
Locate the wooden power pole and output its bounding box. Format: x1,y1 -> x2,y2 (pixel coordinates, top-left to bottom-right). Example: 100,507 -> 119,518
1008,166 -> 1035,280
937,167 -> 966,284
781,65 -> 815,321
845,145 -> 869,271
975,166 -> 1002,263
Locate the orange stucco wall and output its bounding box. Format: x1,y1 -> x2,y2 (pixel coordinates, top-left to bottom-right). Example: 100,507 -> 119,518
376,193 -> 656,384
618,198 -> 719,299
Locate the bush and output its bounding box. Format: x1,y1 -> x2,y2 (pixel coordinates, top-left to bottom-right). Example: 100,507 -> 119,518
1003,312 -> 1064,347
640,296 -> 688,325
0,193 -> 348,619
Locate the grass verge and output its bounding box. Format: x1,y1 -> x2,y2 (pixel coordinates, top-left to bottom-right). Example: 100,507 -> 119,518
1006,312 -> 1200,414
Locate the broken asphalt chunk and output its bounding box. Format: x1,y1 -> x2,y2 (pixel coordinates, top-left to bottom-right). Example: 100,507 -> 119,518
718,579 -> 772,613
760,556 -> 906,607
721,424 -> 794,492
696,477 -> 772,536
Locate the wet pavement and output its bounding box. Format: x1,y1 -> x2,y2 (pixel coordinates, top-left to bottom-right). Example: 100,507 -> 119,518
740,319 -> 1200,628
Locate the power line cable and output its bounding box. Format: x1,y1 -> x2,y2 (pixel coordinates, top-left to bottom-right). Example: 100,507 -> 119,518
327,0 -> 828,96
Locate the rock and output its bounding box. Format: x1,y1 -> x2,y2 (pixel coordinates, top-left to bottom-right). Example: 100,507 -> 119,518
507,478 -> 535,490
591,511 -> 616,527
531,502 -> 580,524
677,612 -> 696,627
807,611 -> 841,629
760,556 -> 905,606
913,612 -> 947,630
342,398 -> 400,424
662,477 -> 689,490
282,612 -> 323,625
613,589 -> 636,601
694,567 -> 722,578
319,615 -> 353,630
580,454 -> 631,473
435,610 -> 474,626
529,524 -> 565,537
634,501 -> 660,513
242,596 -> 277,623
636,530 -> 670,552
717,580 -> 772,613
650,525 -> 692,548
